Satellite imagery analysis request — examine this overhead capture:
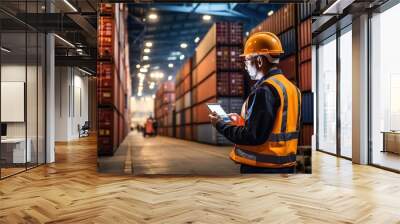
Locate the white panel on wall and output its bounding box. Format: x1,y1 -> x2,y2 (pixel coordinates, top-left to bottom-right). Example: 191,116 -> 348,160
1,82 -> 25,122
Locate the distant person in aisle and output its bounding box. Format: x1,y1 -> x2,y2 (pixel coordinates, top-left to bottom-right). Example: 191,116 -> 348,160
143,116 -> 155,137
209,32 -> 302,174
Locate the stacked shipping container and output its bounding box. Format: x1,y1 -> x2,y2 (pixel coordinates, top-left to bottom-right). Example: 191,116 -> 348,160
154,82 -> 175,137
248,3 -> 315,148
98,3 -> 131,156
191,22 -> 245,145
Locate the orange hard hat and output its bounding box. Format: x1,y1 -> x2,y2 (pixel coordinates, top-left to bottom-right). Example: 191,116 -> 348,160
241,32 -> 284,57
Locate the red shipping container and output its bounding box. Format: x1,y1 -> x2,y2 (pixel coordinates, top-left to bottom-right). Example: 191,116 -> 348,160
184,108 -> 192,124
216,46 -> 230,70
300,45 -> 312,63
230,22 -> 243,45
279,55 -> 296,80
230,46 -> 243,70
230,72 -> 244,96
97,62 -> 113,88
299,124 -> 313,146
216,22 -> 230,44
99,3 -> 114,14
196,73 -> 217,104
299,19 -> 312,48
192,97 -> 217,123
184,125 -> 192,140
217,72 -> 230,96
299,61 -> 312,91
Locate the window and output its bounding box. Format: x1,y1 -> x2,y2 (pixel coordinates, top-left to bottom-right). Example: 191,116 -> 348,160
317,36 -> 337,154
370,3 -> 400,171
339,28 -> 352,158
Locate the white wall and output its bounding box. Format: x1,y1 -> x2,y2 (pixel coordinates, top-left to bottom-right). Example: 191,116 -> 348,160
54,66 -> 89,141
130,96 -> 154,127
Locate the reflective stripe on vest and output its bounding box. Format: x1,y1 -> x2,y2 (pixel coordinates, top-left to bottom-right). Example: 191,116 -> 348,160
269,77 -> 288,132
268,131 -> 299,142
235,147 -> 297,164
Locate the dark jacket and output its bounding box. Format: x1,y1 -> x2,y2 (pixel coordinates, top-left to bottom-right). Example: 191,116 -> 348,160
215,69 -> 282,145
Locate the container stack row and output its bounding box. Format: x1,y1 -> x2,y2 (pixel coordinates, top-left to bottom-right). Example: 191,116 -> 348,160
97,3 -> 131,156
191,22 -> 245,145
174,59 -> 193,140
154,82 -> 175,137
248,3 -> 315,148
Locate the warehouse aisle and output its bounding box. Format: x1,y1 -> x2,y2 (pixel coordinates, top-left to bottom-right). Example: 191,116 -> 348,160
127,132 -> 240,175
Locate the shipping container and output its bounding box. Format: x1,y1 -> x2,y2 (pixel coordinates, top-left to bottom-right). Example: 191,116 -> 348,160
184,125 -> 192,140
194,124 -> 232,145
299,19 -> 312,49
302,92 -> 313,124
195,22 -> 244,66
297,1 -> 317,22
299,124 -> 313,146
279,55 -> 297,80
299,61 -> 312,91
279,28 -> 296,58
98,107 -> 119,155
300,45 -> 312,63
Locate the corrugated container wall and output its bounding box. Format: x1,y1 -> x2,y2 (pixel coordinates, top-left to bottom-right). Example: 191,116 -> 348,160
98,3 -> 132,156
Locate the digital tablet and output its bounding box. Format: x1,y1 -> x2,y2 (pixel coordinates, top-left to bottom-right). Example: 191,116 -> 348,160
206,103 -> 231,122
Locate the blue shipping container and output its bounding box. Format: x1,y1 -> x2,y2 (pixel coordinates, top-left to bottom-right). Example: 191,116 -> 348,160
279,29 -> 296,59
301,92 -> 313,124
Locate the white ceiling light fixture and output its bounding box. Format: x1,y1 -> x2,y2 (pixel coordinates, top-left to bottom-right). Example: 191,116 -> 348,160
202,15 -> 211,21
168,63 -> 174,68
136,64 -> 141,69
140,68 -> 148,73
1,47 -> 11,53
144,48 -> 151,53
268,10 -> 274,16
54,34 -> 75,48
145,42 -> 153,47
168,75 -> 173,81
194,37 -> 200,43
148,13 -> 158,20
152,94 -> 156,99
143,55 -> 149,61
180,55 -> 185,60
63,0 -> 78,12
245,32 -> 249,36
143,64 -> 150,68
167,56 -> 177,61
180,43 -> 188,49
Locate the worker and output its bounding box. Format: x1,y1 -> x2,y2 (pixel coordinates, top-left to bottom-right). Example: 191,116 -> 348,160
144,116 -> 154,137
209,32 -> 301,174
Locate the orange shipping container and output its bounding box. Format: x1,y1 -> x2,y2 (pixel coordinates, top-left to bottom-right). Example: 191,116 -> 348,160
300,45 -> 312,63
299,61 -> 312,91
299,124 -> 313,146
192,97 -> 217,123
193,48 -> 217,86
279,55 -> 296,80
195,73 -> 217,104
184,125 -> 192,140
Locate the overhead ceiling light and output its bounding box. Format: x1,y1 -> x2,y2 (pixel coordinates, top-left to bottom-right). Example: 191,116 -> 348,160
245,32 -> 249,36
145,42 -> 153,47
140,68 -> 148,73
268,10 -> 274,16
143,64 -> 150,68
202,15 -> 211,21
168,75 -> 173,81
168,63 -> 174,68
171,51 -> 181,56
1,47 -> 11,53
194,37 -> 200,43
148,13 -> 158,20
152,66 -> 160,70
167,56 -> 177,61
63,0 -> 78,12
136,64 -> 141,69
137,92 -> 142,97
143,55 -> 149,61
152,94 -> 156,99
144,48 -> 151,53
54,34 -> 75,48
180,55 -> 185,60
180,43 -> 188,49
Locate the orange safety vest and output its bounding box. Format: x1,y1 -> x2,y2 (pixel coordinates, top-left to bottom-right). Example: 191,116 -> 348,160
230,72 -> 302,168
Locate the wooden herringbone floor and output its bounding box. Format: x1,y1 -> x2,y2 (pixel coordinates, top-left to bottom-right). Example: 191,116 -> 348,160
1,134 -> 400,223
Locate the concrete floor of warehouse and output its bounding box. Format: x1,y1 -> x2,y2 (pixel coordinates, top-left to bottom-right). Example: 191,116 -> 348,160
98,131 -> 240,175
1,134 -> 400,223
